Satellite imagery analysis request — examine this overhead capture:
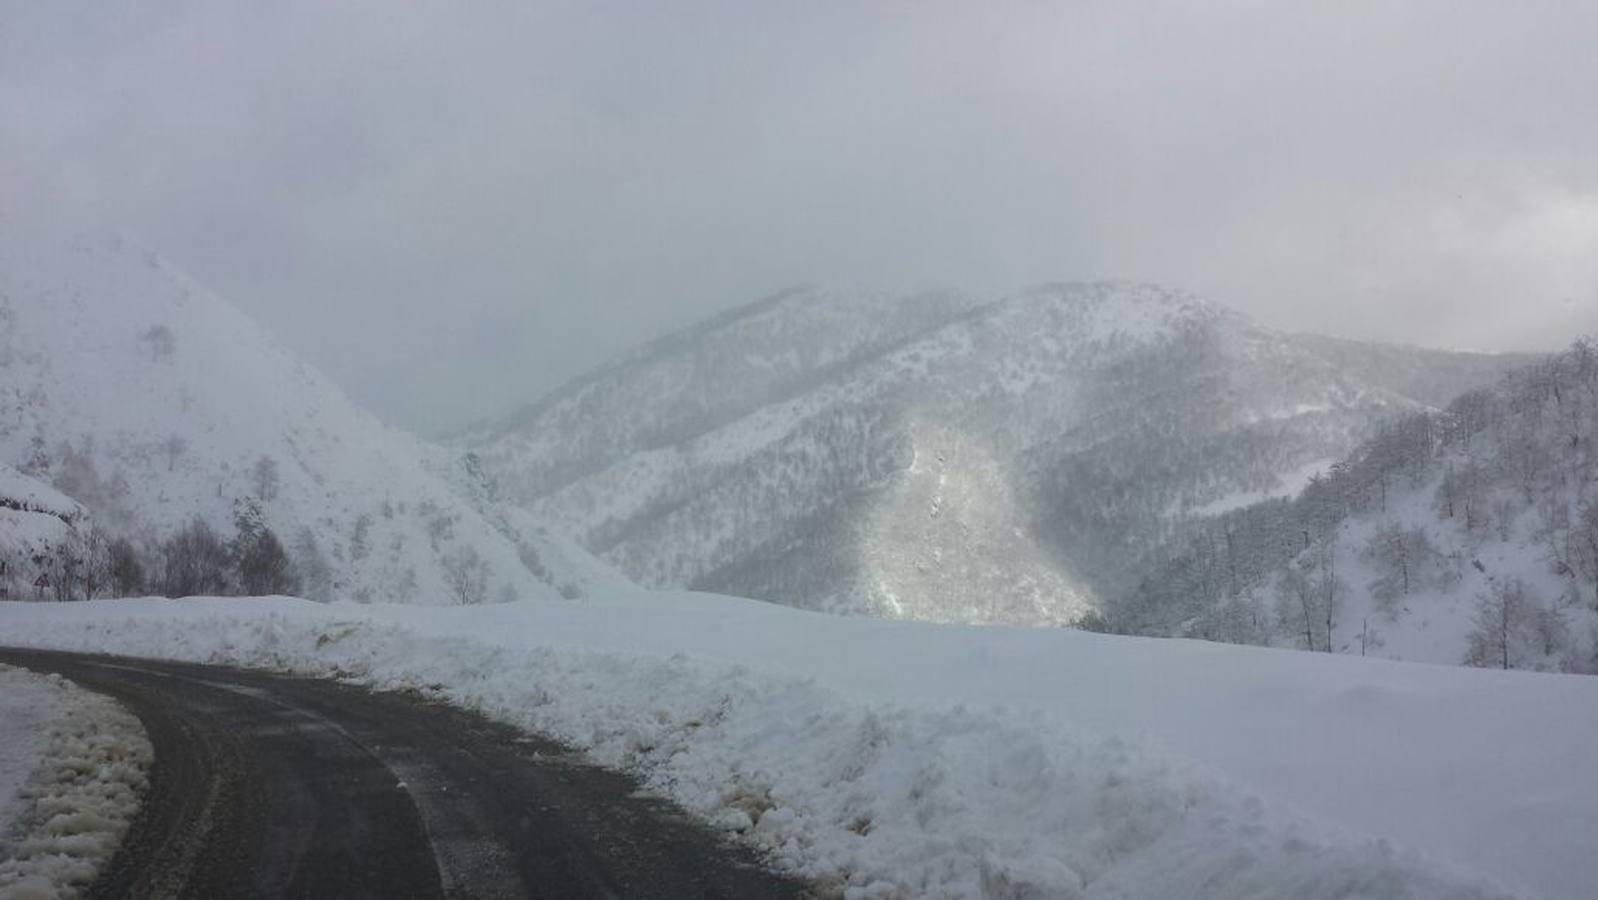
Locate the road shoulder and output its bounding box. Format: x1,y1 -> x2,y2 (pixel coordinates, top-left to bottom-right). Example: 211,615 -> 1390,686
0,663 -> 151,900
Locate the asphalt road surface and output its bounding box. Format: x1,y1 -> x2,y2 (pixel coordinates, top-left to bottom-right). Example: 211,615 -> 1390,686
0,648 -> 810,900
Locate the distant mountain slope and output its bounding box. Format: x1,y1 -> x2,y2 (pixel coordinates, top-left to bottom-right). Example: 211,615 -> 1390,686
464,286 -> 984,494
468,283 -> 1528,623
1114,341 -> 1598,672
1286,333 -> 1541,408
0,227 -> 601,604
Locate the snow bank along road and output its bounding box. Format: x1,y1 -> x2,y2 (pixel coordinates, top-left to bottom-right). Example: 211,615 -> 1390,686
0,649 -> 806,899
0,663 -> 151,898
6,596 -> 1596,898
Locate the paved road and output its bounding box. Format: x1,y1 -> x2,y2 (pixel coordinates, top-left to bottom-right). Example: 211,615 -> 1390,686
0,649 -> 809,900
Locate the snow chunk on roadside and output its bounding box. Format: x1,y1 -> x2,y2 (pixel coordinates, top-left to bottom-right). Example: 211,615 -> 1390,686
0,665 -> 152,900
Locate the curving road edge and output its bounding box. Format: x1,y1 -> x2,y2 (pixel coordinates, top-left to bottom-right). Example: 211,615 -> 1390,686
0,648 -> 809,900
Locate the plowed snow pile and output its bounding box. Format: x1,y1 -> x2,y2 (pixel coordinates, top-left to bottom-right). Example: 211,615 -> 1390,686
0,665 -> 151,900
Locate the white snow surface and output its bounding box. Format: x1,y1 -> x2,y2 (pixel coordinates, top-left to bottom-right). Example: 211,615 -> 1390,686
0,668 -> 55,832
4,595 -> 1594,899
1304,480 -> 1598,668
0,226 -> 597,605
0,664 -> 151,900
0,466 -> 83,603
1180,458 -> 1336,520
0,468 -> 81,524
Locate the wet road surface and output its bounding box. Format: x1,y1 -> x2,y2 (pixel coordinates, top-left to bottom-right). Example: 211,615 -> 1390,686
0,648 -> 809,900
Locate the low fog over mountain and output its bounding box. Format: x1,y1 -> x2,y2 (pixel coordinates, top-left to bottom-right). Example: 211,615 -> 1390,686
465,282 -> 1526,624
0,225 -> 608,607
4,6 -> 1597,899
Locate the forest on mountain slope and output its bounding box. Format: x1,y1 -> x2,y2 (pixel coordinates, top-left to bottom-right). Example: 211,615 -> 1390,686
1099,339 -> 1598,672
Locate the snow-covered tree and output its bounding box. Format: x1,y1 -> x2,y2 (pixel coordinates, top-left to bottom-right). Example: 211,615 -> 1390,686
1364,523 -> 1440,617
1465,580 -> 1538,670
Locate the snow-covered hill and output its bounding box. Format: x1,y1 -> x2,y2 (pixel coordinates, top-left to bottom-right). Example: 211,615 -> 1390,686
1118,341 -> 1598,672
0,463 -> 84,600
0,226 -> 602,605
467,283 -> 1528,624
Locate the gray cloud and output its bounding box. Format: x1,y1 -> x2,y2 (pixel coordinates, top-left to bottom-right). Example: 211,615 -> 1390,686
4,1 -> 1596,432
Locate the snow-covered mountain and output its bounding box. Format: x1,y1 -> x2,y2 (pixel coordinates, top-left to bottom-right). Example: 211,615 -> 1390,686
0,226 -> 605,605
466,283 -> 1529,624
1116,341 -> 1598,672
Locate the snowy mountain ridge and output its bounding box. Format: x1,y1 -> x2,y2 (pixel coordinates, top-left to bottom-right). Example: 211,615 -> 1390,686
468,280 -> 1530,624
0,226 -> 602,605
1117,340 -> 1598,672
464,285 -> 988,492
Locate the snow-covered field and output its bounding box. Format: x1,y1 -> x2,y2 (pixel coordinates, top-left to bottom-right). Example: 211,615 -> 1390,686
3,595 -> 1594,899
0,664 -> 151,900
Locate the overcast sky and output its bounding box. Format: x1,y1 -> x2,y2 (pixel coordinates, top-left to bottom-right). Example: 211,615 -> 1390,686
4,2 -> 1596,433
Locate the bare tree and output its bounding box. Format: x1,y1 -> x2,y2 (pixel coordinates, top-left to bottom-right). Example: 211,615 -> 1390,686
1437,462 -> 1490,533
292,529 -> 335,602
1573,500 -> 1598,610
1358,616 -> 1385,657
238,527 -> 300,596
252,455 -> 281,501
1276,567 -> 1318,652
139,324 -> 176,361
1533,602 -> 1569,659
19,433 -> 50,478
0,553 -> 16,600
108,537 -> 145,597
50,533 -> 81,601
350,514 -> 373,562
1316,542 -> 1343,652
160,518 -> 231,597
441,545 -> 491,605
162,434 -> 189,473
1465,579 -> 1536,670
79,525 -> 109,599
1273,538 -> 1342,653
1365,524 -> 1440,617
